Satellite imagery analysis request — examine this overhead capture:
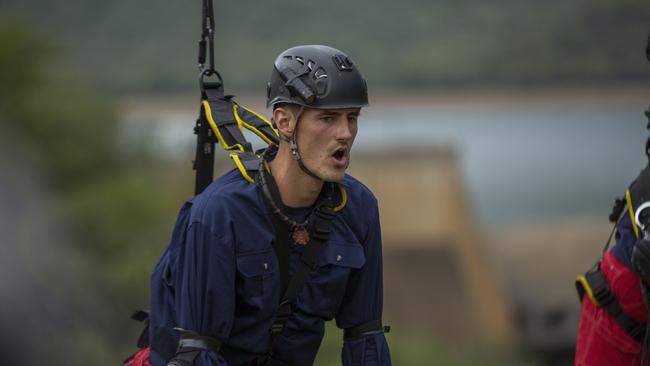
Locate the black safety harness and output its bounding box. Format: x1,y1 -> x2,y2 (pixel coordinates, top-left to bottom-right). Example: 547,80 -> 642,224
258,163 -> 336,364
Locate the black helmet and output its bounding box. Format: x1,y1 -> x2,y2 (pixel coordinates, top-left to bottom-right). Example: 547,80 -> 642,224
266,45 -> 368,109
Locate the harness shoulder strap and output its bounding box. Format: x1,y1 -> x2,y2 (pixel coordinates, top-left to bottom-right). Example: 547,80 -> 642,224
257,164 -> 337,364
233,102 -> 279,146
194,85 -> 278,193
201,92 -> 280,155
262,204 -> 335,364
275,203 -> 335,319
201,93 -> 251,153
230,151 -> 263,185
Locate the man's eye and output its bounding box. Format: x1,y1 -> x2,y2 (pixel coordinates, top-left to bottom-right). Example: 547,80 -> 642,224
321,116 -> 334,122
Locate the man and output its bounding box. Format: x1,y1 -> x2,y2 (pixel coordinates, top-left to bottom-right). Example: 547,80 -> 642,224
146,45 -> 391,366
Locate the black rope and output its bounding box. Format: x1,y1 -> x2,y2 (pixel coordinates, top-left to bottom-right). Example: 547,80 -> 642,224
601,221 -> 618,255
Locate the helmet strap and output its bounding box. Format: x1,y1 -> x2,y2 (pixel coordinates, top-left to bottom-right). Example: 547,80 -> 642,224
274,105 -> 323,180
288,107 -> 322,181
289,139 -> 323,180
289,132 -> 322,181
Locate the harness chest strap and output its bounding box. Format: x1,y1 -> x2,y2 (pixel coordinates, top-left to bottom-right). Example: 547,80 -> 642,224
576,264 -> 646,342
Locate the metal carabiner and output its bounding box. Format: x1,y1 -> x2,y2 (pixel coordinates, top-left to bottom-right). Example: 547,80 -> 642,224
199,68 -> 224,94
635,201 -> 650,235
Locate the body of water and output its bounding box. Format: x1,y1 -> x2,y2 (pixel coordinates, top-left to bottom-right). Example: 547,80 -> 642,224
361,99 -> 649,225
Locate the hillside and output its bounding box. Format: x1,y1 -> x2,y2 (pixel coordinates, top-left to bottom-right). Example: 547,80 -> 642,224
1,0 -> 649,92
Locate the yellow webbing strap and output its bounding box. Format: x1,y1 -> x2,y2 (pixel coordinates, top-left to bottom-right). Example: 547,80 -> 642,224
230,152 -> 256,184
334,184 -> 347,213
233,103 -> 279,145
575,274 -> 601,307
625,189 -> 640,239
202,100 -> 246,152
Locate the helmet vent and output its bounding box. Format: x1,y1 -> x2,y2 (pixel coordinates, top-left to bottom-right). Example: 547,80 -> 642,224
307,60 -> 315,71
332,54 -> 354,71
314,67 -> 328,79
295,56 -> 305,65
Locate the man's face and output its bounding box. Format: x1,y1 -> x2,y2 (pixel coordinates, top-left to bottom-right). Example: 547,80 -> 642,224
295,107 -> 360,183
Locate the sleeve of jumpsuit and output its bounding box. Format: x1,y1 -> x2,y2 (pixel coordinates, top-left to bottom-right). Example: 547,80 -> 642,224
174,220 -> 236,366
335,205 -> 392,366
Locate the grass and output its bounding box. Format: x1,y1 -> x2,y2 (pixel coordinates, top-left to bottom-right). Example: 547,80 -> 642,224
314,322 -> 541,366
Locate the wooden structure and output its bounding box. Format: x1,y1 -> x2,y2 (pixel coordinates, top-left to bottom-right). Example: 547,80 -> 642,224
349,147 -> 514,344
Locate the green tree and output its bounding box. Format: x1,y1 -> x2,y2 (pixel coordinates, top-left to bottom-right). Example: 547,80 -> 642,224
0,23 -> 185,364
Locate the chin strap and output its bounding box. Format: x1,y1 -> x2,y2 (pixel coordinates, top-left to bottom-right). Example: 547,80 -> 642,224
279,106 -> 323,181
289,137 -> 322,180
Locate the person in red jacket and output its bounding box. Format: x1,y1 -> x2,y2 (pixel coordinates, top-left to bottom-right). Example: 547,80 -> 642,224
575,209 -> 648,366
575,34 -> 650,366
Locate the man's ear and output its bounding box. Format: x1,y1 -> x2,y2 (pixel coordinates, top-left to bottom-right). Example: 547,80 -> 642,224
273,106 -> 295,138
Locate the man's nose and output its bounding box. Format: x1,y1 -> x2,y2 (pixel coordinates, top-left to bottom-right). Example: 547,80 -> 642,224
336,119 -> 354,141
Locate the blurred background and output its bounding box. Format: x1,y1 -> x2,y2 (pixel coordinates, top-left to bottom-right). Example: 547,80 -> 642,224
1,0 -> 649,364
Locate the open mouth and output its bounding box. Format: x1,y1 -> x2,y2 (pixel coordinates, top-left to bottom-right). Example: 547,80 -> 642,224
331,147 -> 348,166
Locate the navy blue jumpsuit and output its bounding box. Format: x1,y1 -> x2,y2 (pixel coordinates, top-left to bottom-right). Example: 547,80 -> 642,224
147,165 -> 391,365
